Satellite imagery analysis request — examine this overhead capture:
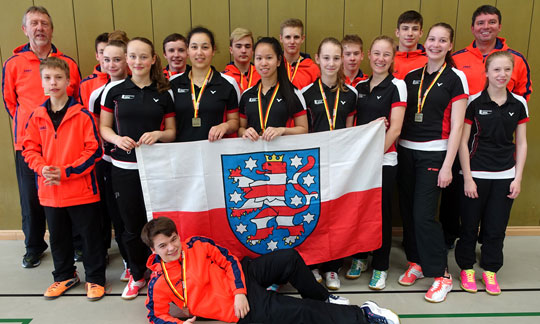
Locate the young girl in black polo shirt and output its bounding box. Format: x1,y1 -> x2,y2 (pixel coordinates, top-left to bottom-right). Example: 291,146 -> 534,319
100,37 -> 176,300
348,36 -> 407,290
170,27 -> 239,142
456,51 -> 528,296
301,37 -> 357,291
397,23 -> 468,303
238,37 -> 308,141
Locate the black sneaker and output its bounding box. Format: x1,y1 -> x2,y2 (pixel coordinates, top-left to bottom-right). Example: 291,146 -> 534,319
361,301 -> 400,324
22,253 -> 42,268
74,249 -> 83,262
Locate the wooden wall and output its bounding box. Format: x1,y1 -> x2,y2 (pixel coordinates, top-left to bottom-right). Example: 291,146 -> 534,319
1,0 -> 539,228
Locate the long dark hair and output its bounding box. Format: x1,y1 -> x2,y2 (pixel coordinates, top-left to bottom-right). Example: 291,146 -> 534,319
128,37 -> 170,92
427,23 -> 456,68
254,37 -> 297,117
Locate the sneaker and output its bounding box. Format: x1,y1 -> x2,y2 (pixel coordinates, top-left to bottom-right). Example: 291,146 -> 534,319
346,258 -> 368,279
86,282 -> 105,301
74,249 -> 83,262
121,277 -> 146,300
482,271 -> 501,295
424,275 -> 453,303
361,300 -> 400,324
312,268 -> 323,283
326,294 -> 350,305
120,268 -> 131,282
266,284 -> 280,292
325,271 -> 341,290
398,262 -> 424,286
44,275 -> 80,299
369,270 -> 387,290
460,269 -> 477,293
22,253 -> 42,268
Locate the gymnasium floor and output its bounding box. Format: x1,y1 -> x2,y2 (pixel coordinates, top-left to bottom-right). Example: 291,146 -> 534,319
1,236 -> 539,324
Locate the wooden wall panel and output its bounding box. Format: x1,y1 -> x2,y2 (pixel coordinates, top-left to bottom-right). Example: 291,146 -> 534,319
381,0 -> 420,37
230,0 -> 268,46
496,0 -> 534,55
190,0 -> 230,72
343,0 -> 383,75
305,0 -> 344,57
73,0 -> 114,78
35,0 -> 79,63
0,0 -> 33,64
268,0 -> 306,52
420,0 -> 458,45
454,0 -> 495,51
152,0 -> 191,59
112,0 -> 153,41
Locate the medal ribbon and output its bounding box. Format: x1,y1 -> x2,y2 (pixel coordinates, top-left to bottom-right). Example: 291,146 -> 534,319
190,68 -> 212,118
286,56 -> 302,83
257,83 -> 280,132
160,251 -> 187,307
240,65 -> 255,91
318,79 -> 340,130
417,63 -> 446,114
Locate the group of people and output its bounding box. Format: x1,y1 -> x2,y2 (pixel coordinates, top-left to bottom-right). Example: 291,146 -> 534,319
2,3 -> 531,323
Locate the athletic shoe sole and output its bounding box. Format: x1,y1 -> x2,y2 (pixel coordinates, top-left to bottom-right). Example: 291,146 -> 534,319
345,273 -> 361,279
460,282 -> 477,293
482,279 -> 501,295
44,280 -> 80,300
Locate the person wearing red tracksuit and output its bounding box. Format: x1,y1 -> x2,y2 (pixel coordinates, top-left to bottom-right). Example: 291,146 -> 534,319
22,57 -> 105,301
393,10 -> 428,80
162,33 -> 190,79
141,216 -> 400,324
279,18 -> 320,90
223,28 -> 261,94
79,33 -> 110,109
341,34 -> 369,87
2,6 -> 81,269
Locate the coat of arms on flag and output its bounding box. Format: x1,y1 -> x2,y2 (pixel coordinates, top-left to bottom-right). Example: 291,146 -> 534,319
222,149 -> 320,254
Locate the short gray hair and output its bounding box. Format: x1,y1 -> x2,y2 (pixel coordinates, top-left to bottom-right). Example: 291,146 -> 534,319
22,6 -> 53,29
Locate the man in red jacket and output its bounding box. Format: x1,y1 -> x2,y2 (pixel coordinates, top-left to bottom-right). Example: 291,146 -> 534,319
2,6 -> 81,269
142,217 -> 400,324
22,57 -> 105,301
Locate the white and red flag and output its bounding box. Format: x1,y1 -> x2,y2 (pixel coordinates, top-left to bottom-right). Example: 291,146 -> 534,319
136,121 -> 384,265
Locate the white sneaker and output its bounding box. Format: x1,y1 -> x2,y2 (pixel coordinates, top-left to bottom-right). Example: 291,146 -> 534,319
326,294 -> 350,305
121,277 -> 146,300
369,270 -> 387,290
424,275 -> 453,303
324,271 -> 341,290
312,268 -> 322,283
361,300 -> 400,324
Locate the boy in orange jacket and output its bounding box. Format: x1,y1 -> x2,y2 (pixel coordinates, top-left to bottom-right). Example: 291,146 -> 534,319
142,217 -> 400,324
22,57 -> 106,301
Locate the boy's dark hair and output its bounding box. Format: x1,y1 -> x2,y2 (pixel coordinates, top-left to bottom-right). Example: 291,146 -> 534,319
472,5 -> 501,26
341,34 -> 364,50
162,33 -> 188,52
39,57 -> 70,78
141,217 -> 178,248
95,32 -> 109,52
397,10 -> 423,28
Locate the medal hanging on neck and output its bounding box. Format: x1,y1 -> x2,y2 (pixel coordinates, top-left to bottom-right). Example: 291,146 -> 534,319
240,65 -> 254,91
318,79 -> 340,130
258,83 -> 280,133
160,250 -> 188,308
416,63 -> 446,123
286,56 -> 302,83
190,68 -> 212,127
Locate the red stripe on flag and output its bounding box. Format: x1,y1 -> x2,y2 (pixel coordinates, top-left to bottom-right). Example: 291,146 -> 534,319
153,188 -> 381,265
243,184 -> 287,199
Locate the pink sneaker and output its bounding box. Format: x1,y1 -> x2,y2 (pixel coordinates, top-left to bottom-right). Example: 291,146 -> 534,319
460,269 -> 477,293
120,268 -> 131,282
398,262 -> 424,286
121,277 -> 146,300
482,271 -> 501,295
425,275 -> 453,303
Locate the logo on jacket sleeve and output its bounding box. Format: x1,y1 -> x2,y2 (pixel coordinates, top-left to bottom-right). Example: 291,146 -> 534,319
221,149 -> 320,254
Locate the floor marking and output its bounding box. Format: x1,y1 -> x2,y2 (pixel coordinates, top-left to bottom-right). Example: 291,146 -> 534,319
0,320 -> 32,324
400,312 -> 540,318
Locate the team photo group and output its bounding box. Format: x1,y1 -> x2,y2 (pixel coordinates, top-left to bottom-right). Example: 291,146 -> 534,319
2,3 -> 532,324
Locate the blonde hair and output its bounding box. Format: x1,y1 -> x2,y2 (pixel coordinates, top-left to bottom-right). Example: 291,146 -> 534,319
369,35 -> 396,75
40,57 -> 70,78
484,51 -> 514,89
280,18 -> 304,34
316,37 -> 348,92
230,27 -> 253,45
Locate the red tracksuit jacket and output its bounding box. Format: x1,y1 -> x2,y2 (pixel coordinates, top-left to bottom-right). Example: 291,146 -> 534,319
146,236 -> 247,324
393,45 -> 428,80
79,64 -> 109,108
2,43 -> 81,151
22,97 -> 102,208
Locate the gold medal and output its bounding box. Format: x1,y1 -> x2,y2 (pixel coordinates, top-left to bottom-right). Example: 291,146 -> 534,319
192,117 -> 201,127
414,113 -> 423,123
